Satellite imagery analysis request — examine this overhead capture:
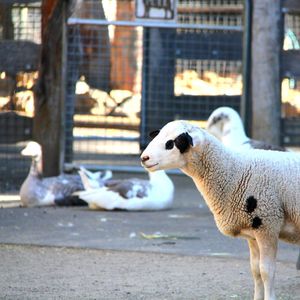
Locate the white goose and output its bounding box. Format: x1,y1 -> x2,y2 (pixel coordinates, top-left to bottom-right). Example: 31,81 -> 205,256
77,170 -> 174,211
20,141 -> 112,207
206,106 -> 287,151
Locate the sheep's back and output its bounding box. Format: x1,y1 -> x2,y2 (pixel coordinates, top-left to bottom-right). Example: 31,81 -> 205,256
207,149 -> 300,237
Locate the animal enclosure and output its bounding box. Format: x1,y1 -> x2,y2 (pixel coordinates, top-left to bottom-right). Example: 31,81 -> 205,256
0,1 -> 40,191
65,0 -> 244,171
1,0 -> 300,192
281,4 -> 300,146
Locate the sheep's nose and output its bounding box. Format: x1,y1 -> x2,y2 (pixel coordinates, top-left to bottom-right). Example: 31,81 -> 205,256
141,155 -> 150,163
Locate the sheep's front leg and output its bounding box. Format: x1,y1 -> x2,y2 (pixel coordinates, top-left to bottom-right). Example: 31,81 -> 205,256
256,234 -> 278,300
297,249 -> 300,270
248,239 -> 264,300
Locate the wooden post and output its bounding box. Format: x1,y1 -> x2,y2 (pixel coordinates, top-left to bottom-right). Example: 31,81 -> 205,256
0,4 -> 14,39
251,0 -> 281,144
110,1 -> 137,91
34,0 -> 74,176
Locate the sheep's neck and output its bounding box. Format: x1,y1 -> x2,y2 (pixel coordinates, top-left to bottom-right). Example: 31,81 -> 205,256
181,141 -> 239,216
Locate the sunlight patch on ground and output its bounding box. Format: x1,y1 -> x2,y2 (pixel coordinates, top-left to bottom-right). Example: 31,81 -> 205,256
0,195 -> 21,208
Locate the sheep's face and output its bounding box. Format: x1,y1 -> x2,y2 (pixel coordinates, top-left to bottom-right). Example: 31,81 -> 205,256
141,120 -> 201,171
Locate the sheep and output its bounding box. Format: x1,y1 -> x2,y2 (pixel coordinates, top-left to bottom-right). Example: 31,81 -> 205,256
140,120 -> 300,300
206,106 -> 300,270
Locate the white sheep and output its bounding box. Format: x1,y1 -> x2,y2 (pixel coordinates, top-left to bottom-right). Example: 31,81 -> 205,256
206,107 -> 300,270
140,120 -> 300,300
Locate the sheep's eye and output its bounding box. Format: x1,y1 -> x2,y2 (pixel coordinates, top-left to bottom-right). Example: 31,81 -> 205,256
165,140 -> 174,150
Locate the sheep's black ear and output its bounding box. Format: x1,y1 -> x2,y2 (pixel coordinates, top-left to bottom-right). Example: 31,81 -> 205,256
174,132 -> 193,153
185,132 -> 193,146
149,130 -> 160,140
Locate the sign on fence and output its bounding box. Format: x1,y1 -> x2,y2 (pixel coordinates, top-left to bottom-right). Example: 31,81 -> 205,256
135,0 -> 176,21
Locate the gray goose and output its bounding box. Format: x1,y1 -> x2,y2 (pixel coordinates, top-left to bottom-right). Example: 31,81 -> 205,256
20,141 -> 111,207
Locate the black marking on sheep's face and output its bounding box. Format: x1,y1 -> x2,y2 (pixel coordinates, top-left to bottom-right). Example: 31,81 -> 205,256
174,132 -> 193,153
149,130 -> 160,140
165,140 -> 174,150
252,216 -> 262,229
246,196 -> 257,214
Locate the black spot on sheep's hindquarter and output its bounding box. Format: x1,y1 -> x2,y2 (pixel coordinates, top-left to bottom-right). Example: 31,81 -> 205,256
252,216 -> 262,229
174,132 -> 193,153
149,130 -> 160,139
246,196 -> 257,213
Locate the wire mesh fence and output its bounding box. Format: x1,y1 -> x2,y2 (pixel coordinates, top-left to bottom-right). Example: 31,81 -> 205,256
66,0 -> 244,170
0,0 -> 247,193
282,12 -> 300,146
1,0 -> 300,194
0,1 -> 40,191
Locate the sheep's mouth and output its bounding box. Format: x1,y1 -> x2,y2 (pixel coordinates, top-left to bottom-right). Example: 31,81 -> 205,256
144,163 -> 159,169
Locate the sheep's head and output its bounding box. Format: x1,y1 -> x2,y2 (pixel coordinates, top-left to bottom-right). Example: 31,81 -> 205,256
206,106 -> 243,140
141,120 -> 202,171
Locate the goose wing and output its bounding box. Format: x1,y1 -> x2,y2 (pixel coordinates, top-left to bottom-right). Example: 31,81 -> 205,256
246,139 -> 287,152
105,178 -> 151,199
43,174 -> 84,198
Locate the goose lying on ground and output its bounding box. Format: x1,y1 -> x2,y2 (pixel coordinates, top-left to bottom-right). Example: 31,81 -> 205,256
78,166 -> 112,189
77,170 -> 174,211
206,106 -> 286,151
20,141 -> 112,207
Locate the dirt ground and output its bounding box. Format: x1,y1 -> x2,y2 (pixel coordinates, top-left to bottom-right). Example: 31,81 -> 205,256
1,173 -> 300,299
1,244 -> 300,300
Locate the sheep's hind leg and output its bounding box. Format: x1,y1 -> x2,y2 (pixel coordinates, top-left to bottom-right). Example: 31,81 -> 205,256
297,250 -> 300,270
255,234 -> 278,300
248,238 -> 264,300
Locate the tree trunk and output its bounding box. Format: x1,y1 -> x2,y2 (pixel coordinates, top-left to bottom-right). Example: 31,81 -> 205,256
34,0 -> 75,176
251,0 -> 281,144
